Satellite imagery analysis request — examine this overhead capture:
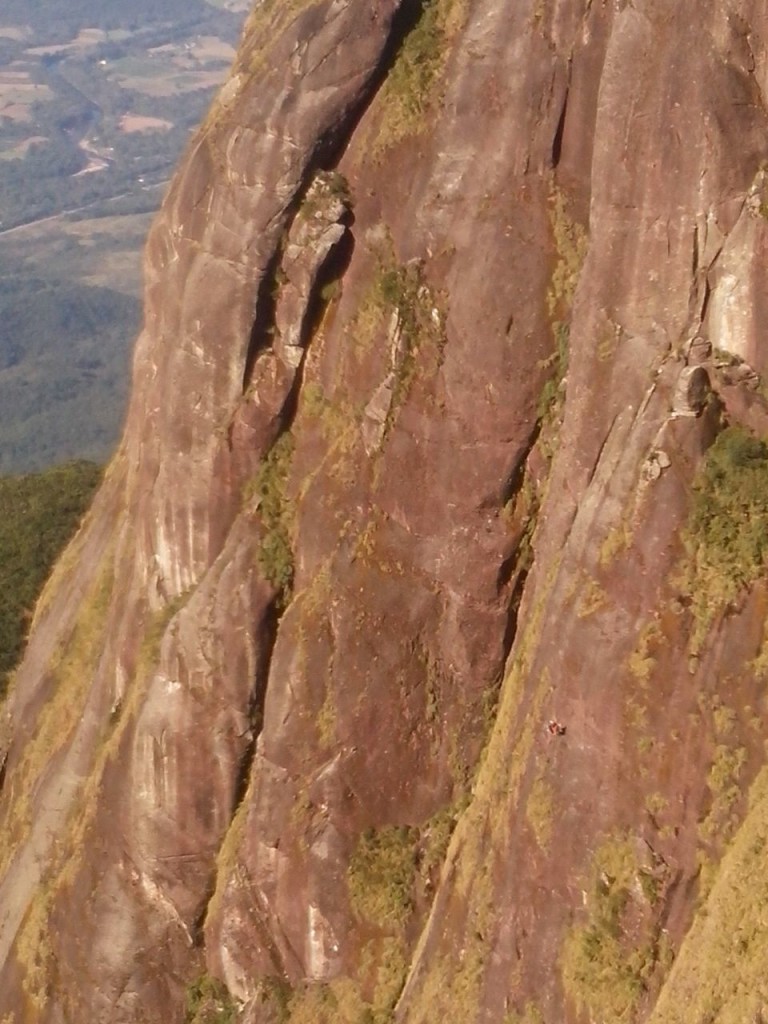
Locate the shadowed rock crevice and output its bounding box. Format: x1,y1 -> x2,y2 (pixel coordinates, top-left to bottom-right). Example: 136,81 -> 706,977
213,207 -> 356,926
496,424 -> 545,681
240,179 -> 350,394
241,248 -> 284,392
498,422 -> 542,509
552,85 -> 569,169
298,222 -> 355,350
700,274 -> 712,322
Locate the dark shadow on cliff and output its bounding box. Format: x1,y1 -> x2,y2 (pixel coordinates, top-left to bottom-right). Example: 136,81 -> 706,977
552,87 -> 569,169
496,422 -> 542,666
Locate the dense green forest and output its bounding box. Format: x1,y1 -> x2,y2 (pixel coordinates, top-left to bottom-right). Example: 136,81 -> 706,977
0,460 -> 101,697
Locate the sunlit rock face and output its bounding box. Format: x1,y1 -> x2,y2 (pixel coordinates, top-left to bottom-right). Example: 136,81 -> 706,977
3,2 -> 768,1022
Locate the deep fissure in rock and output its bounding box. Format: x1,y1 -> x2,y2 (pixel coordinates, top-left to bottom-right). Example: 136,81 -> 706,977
552,86 -> 569,168
194,600 -> 281,943
208,228 -> 354,937
297,224 -> 355,352
241,246 -> 284,392
496,424 -> 544,686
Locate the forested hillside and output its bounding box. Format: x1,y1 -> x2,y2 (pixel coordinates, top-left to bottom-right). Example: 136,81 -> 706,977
0,460 -> 100,696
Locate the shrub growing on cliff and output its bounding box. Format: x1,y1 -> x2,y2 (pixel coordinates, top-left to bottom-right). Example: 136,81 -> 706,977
185,975 -> 237,1024
248,433 -> 295,599
681,426 -> 768,647
372,0 -> 468,154
348,825 -> 418,929
561,837 -> 670,1021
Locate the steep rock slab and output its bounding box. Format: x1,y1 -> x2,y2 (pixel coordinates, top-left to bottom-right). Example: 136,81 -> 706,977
203,0 -> 566,1008
0,2 -> 406,1021
3,1 -> 768,1023
395,3 -> 768,1023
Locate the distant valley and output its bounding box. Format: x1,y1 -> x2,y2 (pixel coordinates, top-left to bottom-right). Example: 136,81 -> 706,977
0,0 -> 249,471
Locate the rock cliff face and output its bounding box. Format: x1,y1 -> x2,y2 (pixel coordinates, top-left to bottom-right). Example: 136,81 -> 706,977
3,0 -> 768,1021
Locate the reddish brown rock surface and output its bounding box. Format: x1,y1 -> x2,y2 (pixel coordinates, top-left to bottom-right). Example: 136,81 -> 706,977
3,1 -> 768,1022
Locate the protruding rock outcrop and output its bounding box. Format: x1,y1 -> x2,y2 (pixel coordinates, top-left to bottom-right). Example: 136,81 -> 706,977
683,334 -> 711,365
273,172 -> 350,367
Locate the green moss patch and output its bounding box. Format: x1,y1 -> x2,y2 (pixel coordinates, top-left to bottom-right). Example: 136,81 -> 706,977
649,766 -> 768,1024
680,426 -> 768,651
371,0 -> 468,156
561,836 -> 672,1022
246,433 -> 296,599
185,975 -> 238,1024
348,825 -> 419,930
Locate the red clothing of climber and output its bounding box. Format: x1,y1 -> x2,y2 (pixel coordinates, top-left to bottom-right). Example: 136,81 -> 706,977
547,719 -> 566,736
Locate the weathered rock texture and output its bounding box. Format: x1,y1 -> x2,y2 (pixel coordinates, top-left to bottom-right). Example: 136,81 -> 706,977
3,0 -> 768,1022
